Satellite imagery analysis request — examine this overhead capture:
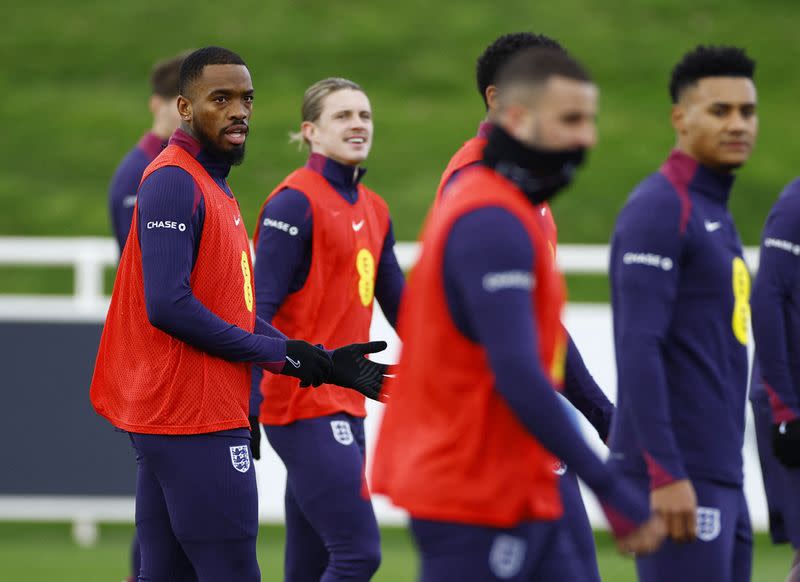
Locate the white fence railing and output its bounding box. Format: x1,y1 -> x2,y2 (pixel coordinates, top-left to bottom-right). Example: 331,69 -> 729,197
0,237 -> 769,539
0,236 -> 763,321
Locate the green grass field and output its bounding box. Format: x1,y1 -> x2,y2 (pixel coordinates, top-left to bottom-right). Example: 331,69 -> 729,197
0,522 -> 790,581
3,0 -> 800,245
3,1 -> 799,299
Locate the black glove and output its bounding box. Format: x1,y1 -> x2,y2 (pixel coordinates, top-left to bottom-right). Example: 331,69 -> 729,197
329,341 -> 390,401
249,415 -> 261,461
772,419 -> 800,467
281,340 -> 333,387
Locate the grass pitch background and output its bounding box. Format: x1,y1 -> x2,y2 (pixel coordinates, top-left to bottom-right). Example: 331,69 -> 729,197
0,2 -> 797,578
2,0 -> 800,298
0,523 -> 792,581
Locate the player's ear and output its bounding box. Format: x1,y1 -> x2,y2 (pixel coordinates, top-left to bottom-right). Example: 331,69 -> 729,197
177,95 -> 192,123
300,121 -> 316,145
671,103 -> 685,135
485,85 -> 499,111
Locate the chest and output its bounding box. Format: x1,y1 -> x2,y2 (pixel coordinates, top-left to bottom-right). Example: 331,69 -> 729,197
679,199 -> 748,303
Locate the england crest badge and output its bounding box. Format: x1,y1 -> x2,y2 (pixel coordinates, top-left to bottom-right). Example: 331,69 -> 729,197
696,506 -> 721,542
489,534 -> 526,579
330,420 -> 354,445
230,445 -> 251,473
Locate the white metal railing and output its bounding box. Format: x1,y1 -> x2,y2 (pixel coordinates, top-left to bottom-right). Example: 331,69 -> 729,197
0,236 -> 769,539
0,236 -> 761,321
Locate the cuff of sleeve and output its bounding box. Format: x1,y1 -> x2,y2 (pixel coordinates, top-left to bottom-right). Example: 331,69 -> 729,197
643,451 -> 686,490
764,382 -> 800,423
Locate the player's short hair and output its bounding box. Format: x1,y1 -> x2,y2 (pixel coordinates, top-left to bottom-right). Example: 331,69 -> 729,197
476,32 -> 565,109
289,77 -> 365,148
669,45 -> 755,103
150,52 -> 189,98
178,46 -> 247,97
494,47 -> 591,103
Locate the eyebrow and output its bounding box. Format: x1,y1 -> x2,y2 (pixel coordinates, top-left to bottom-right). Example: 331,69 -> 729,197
208,88 -> 255,95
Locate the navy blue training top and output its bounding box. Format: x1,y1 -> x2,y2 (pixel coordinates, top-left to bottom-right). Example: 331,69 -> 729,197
136,128 -> 288,378
443,204 -> 645,524
609,149 -> 749,488
108,132 -> 165,253
752,178 -> 800,422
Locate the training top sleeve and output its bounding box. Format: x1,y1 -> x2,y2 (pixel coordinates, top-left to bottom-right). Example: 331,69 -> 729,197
374,219 -> 405,329
253,188 -> 313,323
752,180 -> 800,422
250,188 -> 313,413
610,185 -> 688,488
563,334 -> 614,441
109,150 -> 149,253
445,206 -> 649,529
137,167 -> 287,373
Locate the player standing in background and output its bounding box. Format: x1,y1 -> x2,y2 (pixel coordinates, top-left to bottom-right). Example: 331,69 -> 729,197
373,47 -> 665,582
251,77 -> 404,582
90,47 -> 389,581
108,52 -> 187,253
751,176 -> 800,582
434,32 -> 615,581
106,51 -> 186,582
608,45 -> 757,581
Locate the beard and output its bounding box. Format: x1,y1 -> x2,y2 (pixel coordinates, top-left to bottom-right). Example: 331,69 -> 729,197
192,122 -> 247,166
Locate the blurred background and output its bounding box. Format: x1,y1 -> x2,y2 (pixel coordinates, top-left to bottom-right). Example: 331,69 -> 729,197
1,0 -> 798,579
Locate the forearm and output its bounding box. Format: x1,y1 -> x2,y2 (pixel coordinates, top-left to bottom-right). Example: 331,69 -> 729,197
617,333 -> 687,486
752,281 -> 798,420
563,333 -> 614,440
146,290 -> 286,371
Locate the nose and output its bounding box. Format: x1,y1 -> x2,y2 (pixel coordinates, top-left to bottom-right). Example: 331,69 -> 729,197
726,111 -> 750,133
574,122 -> 597,149
230,99 -> 249,121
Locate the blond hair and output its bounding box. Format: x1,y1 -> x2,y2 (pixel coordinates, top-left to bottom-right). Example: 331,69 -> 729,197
289,77 -> 364,148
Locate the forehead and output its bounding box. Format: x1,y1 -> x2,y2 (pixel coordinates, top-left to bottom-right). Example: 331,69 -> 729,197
684,77 -> 756,105
194,64 -> 252,92
321,89 -> 371,114
537,76 -> 598,111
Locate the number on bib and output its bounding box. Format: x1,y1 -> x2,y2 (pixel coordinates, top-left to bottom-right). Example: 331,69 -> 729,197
241,251 -> 254,312
356,248 -> 376,307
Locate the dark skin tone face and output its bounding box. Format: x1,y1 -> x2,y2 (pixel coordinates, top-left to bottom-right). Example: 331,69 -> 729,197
177,64 -> 254,165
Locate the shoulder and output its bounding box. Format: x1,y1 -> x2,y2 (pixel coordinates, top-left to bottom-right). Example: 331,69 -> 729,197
773,178 -> 800,213
617,171 -> 687,233
360,184 -> 390,212
138,165 -> 199,208
447,206 -> 532,262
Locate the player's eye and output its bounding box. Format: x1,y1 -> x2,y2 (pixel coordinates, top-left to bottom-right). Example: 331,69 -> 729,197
213,95 -> 227,104
740,105 -> 756,118
709,105 -> 729,117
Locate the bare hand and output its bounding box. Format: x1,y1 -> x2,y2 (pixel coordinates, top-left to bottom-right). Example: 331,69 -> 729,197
650,479 -> 697,542
616,514 -> 667,556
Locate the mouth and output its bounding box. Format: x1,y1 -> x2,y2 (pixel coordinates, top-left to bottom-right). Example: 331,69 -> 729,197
224,125 -> 249,146
345,135 -> 367,146
721,141 -> 750,151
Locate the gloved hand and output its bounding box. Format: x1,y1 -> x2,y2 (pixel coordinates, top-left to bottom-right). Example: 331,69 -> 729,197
249,415 -> 262,461
772,419 -> 800,467
281,340 -> 333,388
329,341 -> 391,401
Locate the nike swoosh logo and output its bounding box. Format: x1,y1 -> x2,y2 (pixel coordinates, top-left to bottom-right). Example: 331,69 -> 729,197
285,356 -> 301,368
234,216 -> 241,226
352,220 -> 364,231
704,220 -> 721,232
